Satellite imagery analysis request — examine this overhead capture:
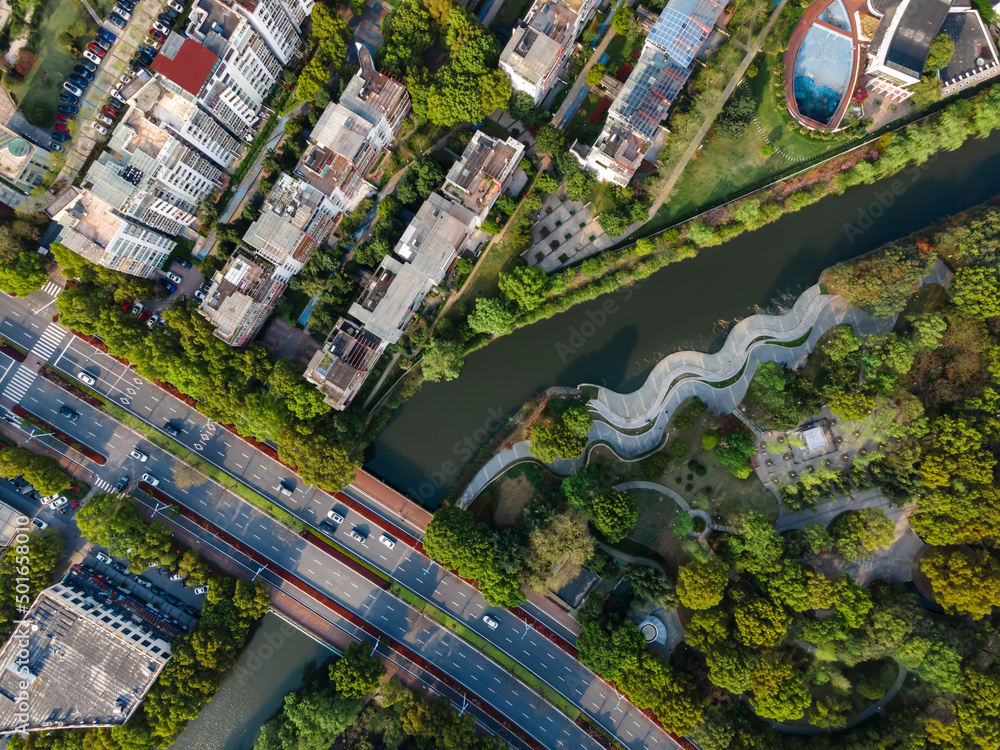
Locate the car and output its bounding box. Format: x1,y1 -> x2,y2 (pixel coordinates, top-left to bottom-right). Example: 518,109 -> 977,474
136,55 -> 155,68
102,105 -> 120,118
319,519 -> 337,535
151,585 -> 166,597
69,74 -> 90,88
57,113 -> 75,123
29,491 -> 42,502
73,66 -> 94,81
87,43 -> 106,57
114,81 -> 125,91
112,561 -> 129,575
131,302 -> 143,316
54,123 -> 70,133
63,82 -> 84,97
115,475 -> 129,492
59,406 -> 79,422
147,314 -> 159,327
134,575 -> 152,588
78,371 -> 96,386
349,529 -> 367,543
130,449 -> 148,462
110,89 -> 126,103
93,35 -> 111,49
97,27 -> 117,42
164,423 -> 180,437
127,63 -> 144,76
97,114 -> 113,126
326,509 -> 345,524
117,0 -> 134,9
165,594 -> 183,607
92,122 -> 108,135
18,483 -> 34,496
162,280 -> 177,293
49,142 -> 64,152
482,614 -> 500,630
153,21 -> 170,34
11,477 -> 26,488
168,0 -> 184,9
193,289 -> 205,301
378,534 -> 396,549
112,6 -> 131,20
277,483 -> 292,497
165,271 -> 182,284
79,58 -> 97,72
119,74 -> 132,84
51,496 -> 68,510
59,501 -> 79,515
144,36 -> 162,50
108,13 -> 126,28
141,473 -> 159,487
157,13 -> 175,26
139,308 -> 151,321
175,258 -> 192,270
139,45 -> 157,58
157,317 -> 166,327
166,7 -> 180,18
193,585 -> 209,596
169,572 -> 184,582
32,518 -> 48,530
58,105 -> 79,114
183,605 -> 200,617
60,92 -> 80,104
149,28 -> 165,41
39,494 -> 56,505
51,132 -> 72,143
96,552 -> 113,564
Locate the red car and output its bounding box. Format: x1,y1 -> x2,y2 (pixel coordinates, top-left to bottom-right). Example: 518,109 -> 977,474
87,43 -> 106,57
102,105 -> 119,118
121,302 -> 130,311
139,309 -> 151,321
59,500 -> 79,514
54,123 -> 70,133
149,28 -> 165,41
57,113 -> 75,122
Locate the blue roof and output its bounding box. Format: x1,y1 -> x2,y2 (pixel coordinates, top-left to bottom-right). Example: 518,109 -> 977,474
646,0 -> 727,67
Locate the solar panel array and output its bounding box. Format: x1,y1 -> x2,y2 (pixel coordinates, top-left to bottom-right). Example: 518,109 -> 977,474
611,52 -> 691,139
646,0 -> 726,67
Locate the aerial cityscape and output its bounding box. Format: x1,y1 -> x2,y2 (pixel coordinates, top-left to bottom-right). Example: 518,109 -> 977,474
0,0 -> 996,746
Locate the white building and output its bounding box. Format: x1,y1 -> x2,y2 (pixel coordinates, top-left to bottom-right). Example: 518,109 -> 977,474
499,0 -> 598,105
49,189 -> 176,278
233,0 -> 303,64
0,125 -> 51,195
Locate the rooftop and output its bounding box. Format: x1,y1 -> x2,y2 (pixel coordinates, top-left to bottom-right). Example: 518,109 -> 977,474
501,25 -> 563,84
243,174 -> 336,269
0,500 -> 21,547
646,0 -> 727,67
53,192 -> 126,264
609,47 -> 690,139
869,0 -> 954,79
444,132 -> 524,215
199,253 -> 284,341
186,0 -> 243,55
151,34 -> 219,96
305,318 -> 384,409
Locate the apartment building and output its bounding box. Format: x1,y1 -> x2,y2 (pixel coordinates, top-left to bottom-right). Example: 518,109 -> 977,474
499,0 -> 598,105
442,131 -> 524,225
48,188 -> 175,278
199,174 -> 337,344
295,46 -> 410,215
575,0 -> 726,185
0,124 -> 51,194
234,0 -> 303,64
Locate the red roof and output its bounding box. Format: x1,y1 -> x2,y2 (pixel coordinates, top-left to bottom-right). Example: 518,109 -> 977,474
151,38 -> 218,96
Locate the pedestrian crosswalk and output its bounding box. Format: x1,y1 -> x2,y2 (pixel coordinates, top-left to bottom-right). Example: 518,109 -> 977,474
93,477 -> 114,492
3,364 -> 37,403
31,324 -> 66,361
40,281 -> 62,297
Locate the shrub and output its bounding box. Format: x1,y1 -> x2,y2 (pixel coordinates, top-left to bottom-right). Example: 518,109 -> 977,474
702,433 -> 718,450
671,439 -> 689,457
674,414 -> 694,431
642,451 -> 671,480
23,103 -> 50,126
691,516 -> 707,533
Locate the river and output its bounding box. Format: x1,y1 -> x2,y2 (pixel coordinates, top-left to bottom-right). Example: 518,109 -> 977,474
368,133 -> 1000,504
172,614 -> 333,750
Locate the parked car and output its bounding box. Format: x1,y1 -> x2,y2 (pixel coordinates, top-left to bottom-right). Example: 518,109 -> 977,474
193,585 -> 209,596
164,423 -> 180,437
151,585 -> 167,597
96,552 -> 113,564
97,114 -> 113,126
183,605 -> 200,617
32,518 -> 48,530
49,142 -> 64,152
134,575 -> 152,588
108,14 -> 126,28
130,449 -> 148,462
168,0 -> 185,10
326,509 -> 344,524
119,74 -> 132,85
157,12 -> 175,26
72,66 -> 94,81
139,45 -> 157,58
59,501 -> 79,515
131,303 -> 143,315
176,258 -> 192,269
141,473 -> 159,487
149,28 -> 165,41
482,614 -> 500,630
69,74 -> 90,88
161,280 -> 177,293
112,562 -> 129,575
59,406 -> 79,422
117,0 -> 134,9
112,6 -> 131,20
60,92 -> 80,104
165,271 -> 182,283
51,132 -> 71,143
58,104 -> 79,114
139,308 -> 151,321
57,113 -> 75,123
51,496 -> 68,510
78,371 -> 96,386
349,529 -> 367,543
169,572 -> 185,582
147,314 -> 159,327
97,28 -> 117,42
63,82 -> 84,97
86,43 -> 106,57
93,35 -> 111,49
79,59 -> 97,72
54,123 -> 70,133
102,105 -> 120,118
110,89 -> 126,103
379,534 -> 396,549
115,475 -> 129,492
92,122 -> 108,135
193,289 -> 205,301
39,494 -> 56,505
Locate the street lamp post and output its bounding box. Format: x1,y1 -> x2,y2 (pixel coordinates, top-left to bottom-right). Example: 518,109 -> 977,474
150,502 -> 166,518
458,694 -> 469,717
252,564 -> 266,581
370,636 -> 380,657
613,692 -> 624,712
25,428 -> 53,444
521,620 -> 532,640
422,560 -> 433,576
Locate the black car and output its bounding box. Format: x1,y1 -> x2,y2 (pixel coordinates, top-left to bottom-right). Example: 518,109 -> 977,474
115,475 -> 129,492
73,66 -> 95,81
108,13 -> 126,28
58,105 -> 79,114
79,59 -> 97,72
51,132 -> 72,142
157,13 -> 175,26
112,561 -> 129,575
151,585 -> 167,597
118,0 -> 134,9
166,8 -> 179,18
59,92 -> 79,104
59,405 -> 79,422
165,594 -> 183,607
183,605 -> 200,618
164,422 -> 180,437
137,54 -> 155,66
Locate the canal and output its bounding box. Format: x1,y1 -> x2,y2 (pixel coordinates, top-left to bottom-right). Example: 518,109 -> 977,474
368,132 -> 1000,504
173,614 -> 332,750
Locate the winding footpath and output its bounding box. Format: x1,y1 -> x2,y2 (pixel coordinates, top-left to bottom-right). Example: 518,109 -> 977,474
457,261 -> 952,507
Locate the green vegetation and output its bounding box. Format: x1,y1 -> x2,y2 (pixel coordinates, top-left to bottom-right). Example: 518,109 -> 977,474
76,493 -> 179,571
0,215 -> 50,297
0,528 -> 63,640
527,400 -> 592,462
0,446 -> 72,496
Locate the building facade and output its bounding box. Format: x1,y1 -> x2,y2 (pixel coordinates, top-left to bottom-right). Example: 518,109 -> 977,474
234,0 -> 303,64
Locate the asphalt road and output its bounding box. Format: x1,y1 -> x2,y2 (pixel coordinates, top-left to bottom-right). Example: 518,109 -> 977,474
0,287 -> 679,750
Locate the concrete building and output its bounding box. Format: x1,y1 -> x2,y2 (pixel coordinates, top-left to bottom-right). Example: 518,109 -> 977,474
199,174 -> 337,344
49,189 -> 175,278
83,108 -> 226,236
867,0 -> 954,86
295,46 -> 410,215
234,0 -> 303,64
303,318 -> 384,409
0,566 -> 176,735
0,125 -> 51,195
500,0 -> 598,105
442,131 -> 524,224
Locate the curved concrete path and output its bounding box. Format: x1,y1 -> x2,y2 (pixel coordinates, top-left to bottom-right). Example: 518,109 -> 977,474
456,262 -> 952,508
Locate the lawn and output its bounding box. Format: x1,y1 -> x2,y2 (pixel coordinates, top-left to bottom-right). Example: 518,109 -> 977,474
6,0 -> 93,127
647,54 -> 853,230
564,91 -> 608,147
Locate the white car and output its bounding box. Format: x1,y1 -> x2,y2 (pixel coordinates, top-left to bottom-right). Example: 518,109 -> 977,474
349,529 -> 366,543
82,50 -> 103,65
92,123 -> 108,135
134,575 -> 152,588
141,473 -> 159,487
194,289 -> 206,301
110,89 -> 126,103
327,509 -> 344,524
130,449 -> 148,462
378,534 -> 396,550
114,81 -> 125,91
168,0 -> 184,10
78,371 -> 96,386
96,114 -> 113,126
147,314 -> 159,328
39,494 -> 58,506
51,497 -> 68,510
483,615 -> 499,630
153,21 -> 170,34
119,74 -> 131,84
32,518 -> 48,530
193,585 -> 209,595
96,552 -> 112,564
278,483 -> 292,497
165,271 -> 182,284
112,6 -> 131,19
131,303 -> 143,316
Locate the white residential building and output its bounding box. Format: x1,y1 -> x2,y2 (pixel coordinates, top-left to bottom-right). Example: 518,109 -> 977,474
234,0 -> 303,64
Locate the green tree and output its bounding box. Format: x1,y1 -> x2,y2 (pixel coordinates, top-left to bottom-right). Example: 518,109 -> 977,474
331,642 -> 386,698
378,0 -> 434,76
924,33 -> 955,71
0,448 -> 72,496
528,420 -> 587,462
534,173 -> 560,193
276,428 -> 359,492
421,339 -> 465,381
560,465 -> 608,512
590,489 -> 638,542
77,494 -> 178,571
677,557 -> 729,610
949,265 -> 1000,319
310,4 -> 351,64
586,63 -> 606,87
715,431 -> 756,479
623,563 -> 677,608
534,124 -> 565,155
829,508 -> 895,561
498,265 -> 550,310
734,598 -> 791,649
268,359 -> 330,421
295,54 -> 330,102
566,170 -> 596,201
920,546 -> 1000,619
509,92 -> 544,126
910,74 -> 943,109
176,550 -> 211,585
0,528 -> 63,638
467,297 -> 514,335
823,241 -> 936,318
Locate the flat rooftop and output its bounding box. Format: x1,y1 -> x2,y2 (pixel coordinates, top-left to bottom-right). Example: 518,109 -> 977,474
151,35 -> 219,96
0,500 -> 21,548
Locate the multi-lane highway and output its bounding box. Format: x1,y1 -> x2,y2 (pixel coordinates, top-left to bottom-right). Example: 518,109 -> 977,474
0,286 -> 681,750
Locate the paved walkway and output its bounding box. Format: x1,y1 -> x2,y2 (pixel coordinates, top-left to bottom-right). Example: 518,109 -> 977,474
455,260 -> 952,507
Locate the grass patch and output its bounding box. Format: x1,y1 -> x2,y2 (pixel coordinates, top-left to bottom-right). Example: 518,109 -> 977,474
564,92 -> 607,147
233,114 -> 279,185
389,583 -> 583,721
304,529 -> 391,582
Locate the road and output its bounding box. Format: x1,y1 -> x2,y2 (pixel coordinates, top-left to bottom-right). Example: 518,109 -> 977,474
0,286 -> 681,750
